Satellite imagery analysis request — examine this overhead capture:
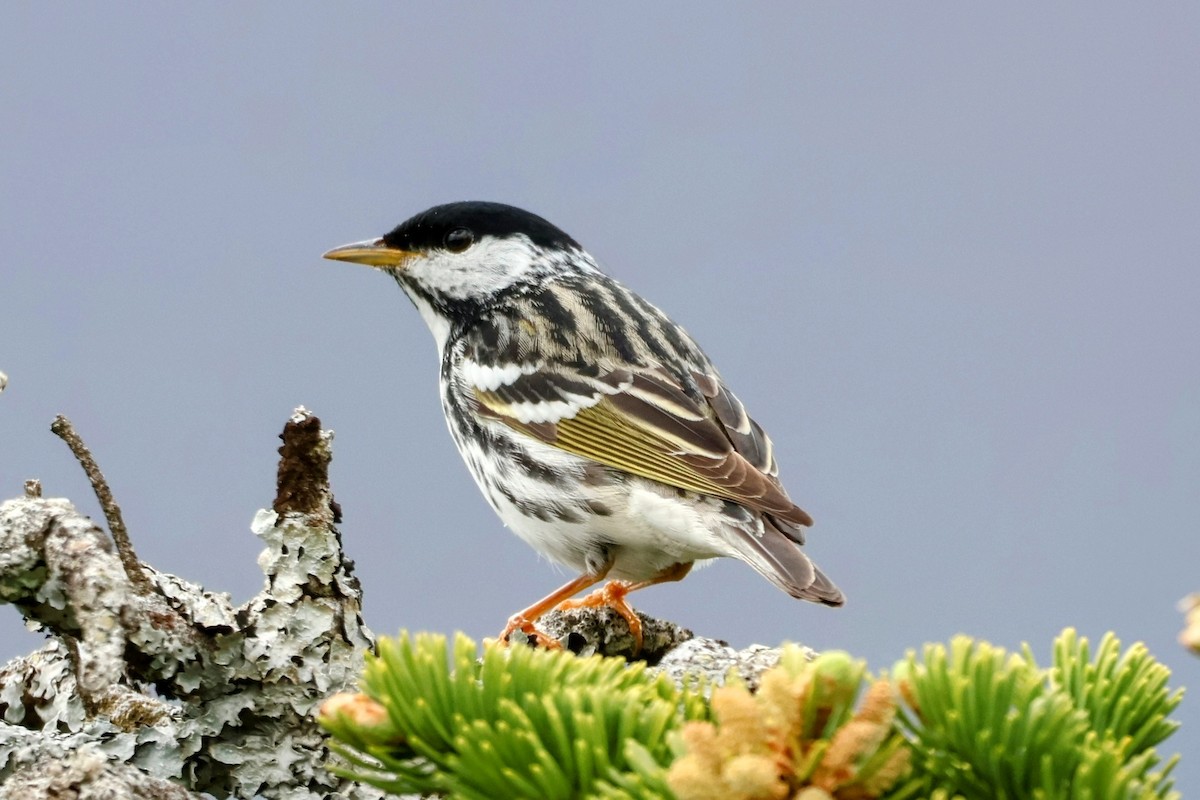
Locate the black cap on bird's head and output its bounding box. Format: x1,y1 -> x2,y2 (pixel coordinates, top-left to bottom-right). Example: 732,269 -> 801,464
322,201 -> 580,270
383,201 -> 580,254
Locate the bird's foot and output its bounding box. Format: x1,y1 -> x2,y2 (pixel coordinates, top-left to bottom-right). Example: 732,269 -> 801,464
555,581 -> 643,654
496,614 -> 563,650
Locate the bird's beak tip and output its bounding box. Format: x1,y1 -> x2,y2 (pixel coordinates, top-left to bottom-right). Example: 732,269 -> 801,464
322,238 -> 410,268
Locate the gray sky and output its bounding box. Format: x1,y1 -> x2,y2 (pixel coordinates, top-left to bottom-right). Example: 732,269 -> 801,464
3,3 -> 1197,787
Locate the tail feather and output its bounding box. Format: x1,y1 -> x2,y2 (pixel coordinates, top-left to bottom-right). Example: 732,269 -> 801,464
719,519 -> 844,607
805,564 -> 845,607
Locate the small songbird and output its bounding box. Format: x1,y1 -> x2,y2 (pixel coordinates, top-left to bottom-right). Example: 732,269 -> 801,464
324,202 -> 842,651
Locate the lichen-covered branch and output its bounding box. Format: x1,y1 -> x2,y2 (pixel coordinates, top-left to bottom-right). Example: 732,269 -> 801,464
0,751 -> 200,800
0,409 -> 380,799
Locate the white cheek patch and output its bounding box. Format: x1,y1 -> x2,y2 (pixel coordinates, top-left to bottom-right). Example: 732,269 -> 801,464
406,235 -> 541,300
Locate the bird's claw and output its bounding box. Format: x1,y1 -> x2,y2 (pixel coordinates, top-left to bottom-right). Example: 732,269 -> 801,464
555,582 -> 644,655
497,614 -> 562,650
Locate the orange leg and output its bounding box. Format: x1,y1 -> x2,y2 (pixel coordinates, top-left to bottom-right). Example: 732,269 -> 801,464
498,568 -> 610,649
555,562 -> 693,654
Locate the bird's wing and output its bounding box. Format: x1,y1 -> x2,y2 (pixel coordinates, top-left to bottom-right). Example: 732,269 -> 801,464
466,359 -> 813,528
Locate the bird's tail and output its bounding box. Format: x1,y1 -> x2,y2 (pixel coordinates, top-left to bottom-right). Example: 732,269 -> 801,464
719,517 -> 845,607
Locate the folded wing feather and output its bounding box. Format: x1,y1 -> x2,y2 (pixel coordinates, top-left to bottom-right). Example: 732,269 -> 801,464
470,361 -> 812,528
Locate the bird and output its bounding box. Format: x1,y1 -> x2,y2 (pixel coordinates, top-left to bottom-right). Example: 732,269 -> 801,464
324,201 -> 843,652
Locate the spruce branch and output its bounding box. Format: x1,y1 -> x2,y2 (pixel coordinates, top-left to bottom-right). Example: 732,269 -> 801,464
320,631 -> 712,798
892,630 -> 1181,800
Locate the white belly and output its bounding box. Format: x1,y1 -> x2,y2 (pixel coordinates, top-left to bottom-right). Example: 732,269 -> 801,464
458,424 -> 732,581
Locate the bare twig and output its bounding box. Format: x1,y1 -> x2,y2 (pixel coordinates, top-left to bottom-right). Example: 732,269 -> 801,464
50,415 -> 152,594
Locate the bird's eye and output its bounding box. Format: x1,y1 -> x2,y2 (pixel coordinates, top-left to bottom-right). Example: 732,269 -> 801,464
444,228 -> 474,253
